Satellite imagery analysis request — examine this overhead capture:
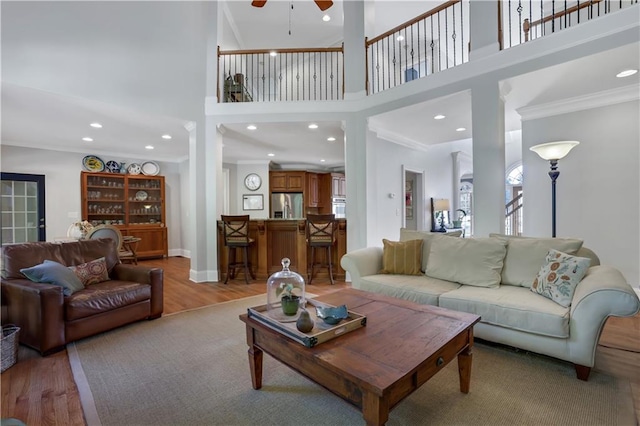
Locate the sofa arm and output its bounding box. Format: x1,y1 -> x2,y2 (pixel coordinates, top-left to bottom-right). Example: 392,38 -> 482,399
568,265 -> 640,366
112,264 -> 164,318
340,247 -> 383,289
1,278 -> 66,355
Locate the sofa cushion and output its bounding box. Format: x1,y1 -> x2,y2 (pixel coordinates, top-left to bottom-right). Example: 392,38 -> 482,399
20,260 -> 85,296
490,234 -> 583,287
358,274 -> 461,306
69,257 -> 110,286
380,239 -> 423,275
65,280 -> 151,321
400,229 -> 461,271
425,237 -> 507,288
439,285 -> 570,338
531,249 -> 591,307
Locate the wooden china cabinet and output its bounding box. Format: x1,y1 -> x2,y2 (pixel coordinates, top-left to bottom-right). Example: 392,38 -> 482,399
80,171 -> 168,258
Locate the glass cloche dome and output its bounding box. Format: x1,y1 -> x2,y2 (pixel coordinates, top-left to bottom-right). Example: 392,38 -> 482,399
266,258 -> 306,321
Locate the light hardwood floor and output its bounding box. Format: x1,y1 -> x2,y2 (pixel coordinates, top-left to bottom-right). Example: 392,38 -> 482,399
1,257 -> 638,424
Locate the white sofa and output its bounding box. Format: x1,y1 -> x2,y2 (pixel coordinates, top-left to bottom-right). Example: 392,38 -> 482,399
340,230 -> 640,380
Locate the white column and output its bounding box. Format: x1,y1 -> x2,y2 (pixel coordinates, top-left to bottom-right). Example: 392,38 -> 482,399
469,0 -> 501,59
343,0 -> 366,98
189,1 -> 220,282
471,78 -> 505,236
344,113 -> 368,252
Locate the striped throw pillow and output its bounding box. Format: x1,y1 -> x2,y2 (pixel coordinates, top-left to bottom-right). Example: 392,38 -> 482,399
380,239 -> 423,275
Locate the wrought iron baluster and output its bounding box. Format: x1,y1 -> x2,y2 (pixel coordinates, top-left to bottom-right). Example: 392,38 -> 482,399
452,4 -> 457,66
430,15 -> 435,74
445,8 -> 449,70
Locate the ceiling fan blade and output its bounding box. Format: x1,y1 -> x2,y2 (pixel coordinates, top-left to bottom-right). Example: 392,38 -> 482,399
251,0 -> 267,7
314,0 -> 333,11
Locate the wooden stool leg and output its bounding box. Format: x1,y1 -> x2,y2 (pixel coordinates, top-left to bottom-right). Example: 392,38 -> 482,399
327,245 -> 334,285
309,246 -> 316,284
225,246 -> 234,284
249,245 -> 256,280
242,246 -> 250,284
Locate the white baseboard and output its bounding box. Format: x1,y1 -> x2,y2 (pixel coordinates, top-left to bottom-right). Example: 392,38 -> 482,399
168,248 -> 189,258
189,269 -> 219,283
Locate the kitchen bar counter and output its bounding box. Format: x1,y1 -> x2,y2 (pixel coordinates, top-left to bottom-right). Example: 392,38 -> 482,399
216,219 -> 347,281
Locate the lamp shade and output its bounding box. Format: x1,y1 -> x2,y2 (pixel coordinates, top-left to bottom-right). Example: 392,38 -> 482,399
434,199 -> 450,211
530,141 -> 579,160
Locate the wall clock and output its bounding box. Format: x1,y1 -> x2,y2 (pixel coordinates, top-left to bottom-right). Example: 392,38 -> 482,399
244,173 -> 262,191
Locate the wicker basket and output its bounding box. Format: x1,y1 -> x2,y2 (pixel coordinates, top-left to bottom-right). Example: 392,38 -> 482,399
1,325 -> 20,373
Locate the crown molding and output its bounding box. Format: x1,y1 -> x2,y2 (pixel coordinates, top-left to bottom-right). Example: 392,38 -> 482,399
368,121 -> 430,152
517,83 -> 640,120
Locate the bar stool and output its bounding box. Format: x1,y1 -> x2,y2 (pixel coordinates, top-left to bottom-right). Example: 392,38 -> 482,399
306,214 -> 336,285
221,215 -> 256,284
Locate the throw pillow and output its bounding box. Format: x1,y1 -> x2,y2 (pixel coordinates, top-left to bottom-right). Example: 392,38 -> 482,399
399,229 -> 461,272
531,249 -> 591,307
20,260 -> 85,296
425,237 -> 507,288
380,239 -> 423,275
490,234 -> 583,287
69,257 -> 110,286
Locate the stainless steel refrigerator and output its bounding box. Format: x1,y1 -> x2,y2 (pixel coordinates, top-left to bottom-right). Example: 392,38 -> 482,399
271,193 -> 304,219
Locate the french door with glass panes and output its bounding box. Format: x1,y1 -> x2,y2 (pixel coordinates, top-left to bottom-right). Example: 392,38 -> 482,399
1,173 -> 46,243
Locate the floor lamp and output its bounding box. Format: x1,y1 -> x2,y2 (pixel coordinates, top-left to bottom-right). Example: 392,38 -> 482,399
529,141 -> 579,238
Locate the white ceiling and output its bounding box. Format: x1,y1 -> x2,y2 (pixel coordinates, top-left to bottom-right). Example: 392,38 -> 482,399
1,1 -> 638,168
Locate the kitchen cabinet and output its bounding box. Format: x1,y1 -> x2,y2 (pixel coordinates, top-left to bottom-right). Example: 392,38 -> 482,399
80,171 -> 168,259
306,172 -> 319,208
331,173 -> 346,197
269,171 -> 305,192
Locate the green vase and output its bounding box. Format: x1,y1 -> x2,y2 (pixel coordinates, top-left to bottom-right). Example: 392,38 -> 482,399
281,295 -> 300,316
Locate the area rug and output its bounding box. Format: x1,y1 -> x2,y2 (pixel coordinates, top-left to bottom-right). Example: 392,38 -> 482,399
69,294 -> 634,426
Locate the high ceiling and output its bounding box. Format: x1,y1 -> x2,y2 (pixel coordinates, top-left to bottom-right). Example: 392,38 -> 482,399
1,1 -> 638,168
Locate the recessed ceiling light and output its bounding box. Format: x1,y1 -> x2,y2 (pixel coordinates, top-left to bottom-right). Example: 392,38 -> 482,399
397,35 -> 404,41
270,51 -> 277,57
145,145 -> 154,150
82,137 -> 93,142
162,134 -> 172,140
320,159 -> 326,162
308,124 -> 318,129
247,125 -> 257,130
90,123 -> 102,128
322,14 -> 331,22
456,127 -> 466,132
616,69 -> 638,78
327,137 -> 336,142
434,114 -> 446,120
267,153 -> 275,157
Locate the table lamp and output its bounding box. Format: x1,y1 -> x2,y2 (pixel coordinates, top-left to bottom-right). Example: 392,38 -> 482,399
434,198 -> 450,232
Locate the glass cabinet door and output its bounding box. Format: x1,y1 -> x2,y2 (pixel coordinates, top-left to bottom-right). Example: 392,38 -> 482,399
85,174 -> 126,227
127,177 -> 164,226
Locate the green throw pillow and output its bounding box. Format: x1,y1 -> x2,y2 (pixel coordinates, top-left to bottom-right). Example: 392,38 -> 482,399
20,260 -> 85,296
380,239 -> 423,275
531,249 -> 591,307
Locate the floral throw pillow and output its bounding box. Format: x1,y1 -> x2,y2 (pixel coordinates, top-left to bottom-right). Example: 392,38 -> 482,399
69,257 -> 110,286
531,249 -> 591,307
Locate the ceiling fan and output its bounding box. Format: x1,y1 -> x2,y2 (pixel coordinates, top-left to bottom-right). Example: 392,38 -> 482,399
251,0 -> 333,11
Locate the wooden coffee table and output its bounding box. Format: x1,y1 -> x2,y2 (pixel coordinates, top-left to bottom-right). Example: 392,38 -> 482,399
239,288 -> 480,426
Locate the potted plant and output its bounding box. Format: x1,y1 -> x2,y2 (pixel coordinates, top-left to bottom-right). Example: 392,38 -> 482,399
277,282 -> 301,316
453,209 -> 466,228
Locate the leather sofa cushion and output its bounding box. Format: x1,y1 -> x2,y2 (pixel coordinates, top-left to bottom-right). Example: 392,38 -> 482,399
358,274 -> 460,306
439,285 -> 570,338
66,280 -> 151,321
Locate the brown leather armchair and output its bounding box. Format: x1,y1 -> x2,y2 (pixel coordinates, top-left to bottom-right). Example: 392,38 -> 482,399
1,238 -> 163,355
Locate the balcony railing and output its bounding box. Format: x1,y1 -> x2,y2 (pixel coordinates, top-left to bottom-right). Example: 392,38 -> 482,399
218,47 -> 344,103
501,0 -> 638,49
366,1 -> 470,95
505,193 -> 523,236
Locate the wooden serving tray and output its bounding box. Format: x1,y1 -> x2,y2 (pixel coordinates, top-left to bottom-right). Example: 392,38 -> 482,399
247,298 -> 366,348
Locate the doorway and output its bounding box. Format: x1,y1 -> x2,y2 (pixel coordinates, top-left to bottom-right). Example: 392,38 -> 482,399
402,167 -> 425,230
1,173 -> 46,243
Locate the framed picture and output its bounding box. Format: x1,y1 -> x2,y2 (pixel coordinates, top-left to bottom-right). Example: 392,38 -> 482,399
243,194 -> 264,211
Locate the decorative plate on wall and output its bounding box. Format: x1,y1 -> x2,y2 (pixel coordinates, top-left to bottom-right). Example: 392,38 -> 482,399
127,163 -> 142,175
105,160 -> 121,173
82,155 -> 105,172
141,161 -> 160,176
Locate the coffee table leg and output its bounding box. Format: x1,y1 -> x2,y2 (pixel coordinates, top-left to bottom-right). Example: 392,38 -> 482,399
248,345 -> 263,390
362,392 -> 389,426
457,346 -> 472,394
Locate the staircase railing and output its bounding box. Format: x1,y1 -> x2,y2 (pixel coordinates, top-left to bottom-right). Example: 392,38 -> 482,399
505,193 -> 523,236
501,0 -> 638,49
217,46 -> 344,103
365,0 -> 470,95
